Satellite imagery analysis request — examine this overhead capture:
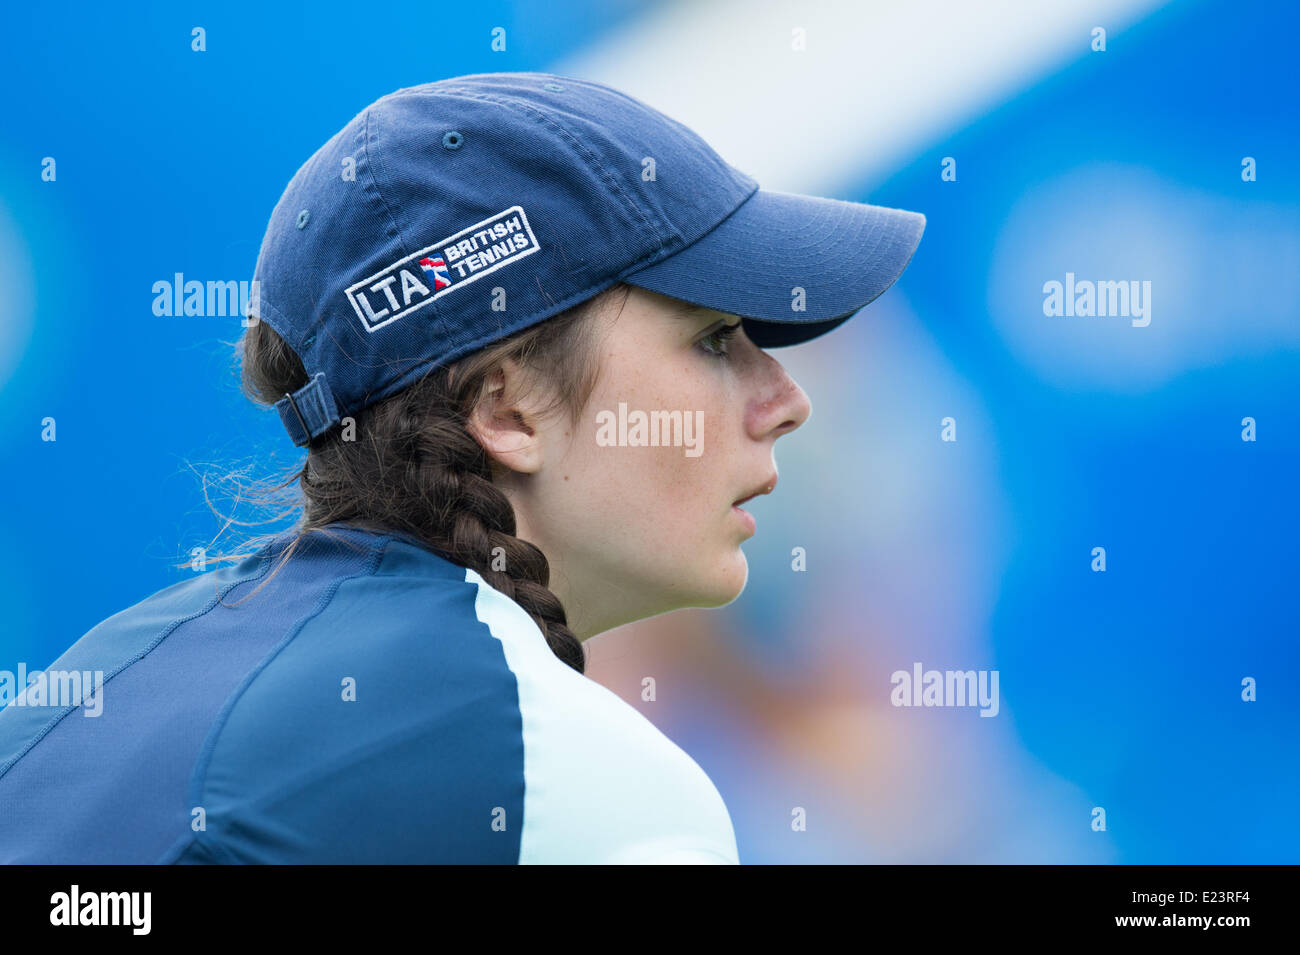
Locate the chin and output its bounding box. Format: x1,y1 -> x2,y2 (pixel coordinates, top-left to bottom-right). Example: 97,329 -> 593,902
693,554 -> 749,608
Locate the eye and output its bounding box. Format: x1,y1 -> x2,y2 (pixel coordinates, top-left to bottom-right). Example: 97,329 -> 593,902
697,321 -> 742,358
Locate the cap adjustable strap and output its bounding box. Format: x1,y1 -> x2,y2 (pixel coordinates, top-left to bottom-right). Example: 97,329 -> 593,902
275,372 -> 340,446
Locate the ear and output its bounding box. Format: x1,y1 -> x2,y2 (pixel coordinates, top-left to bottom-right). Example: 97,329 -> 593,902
466,359 -> 546,475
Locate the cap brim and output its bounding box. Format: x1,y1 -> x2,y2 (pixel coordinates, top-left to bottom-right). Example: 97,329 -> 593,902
621,189 -> 925,348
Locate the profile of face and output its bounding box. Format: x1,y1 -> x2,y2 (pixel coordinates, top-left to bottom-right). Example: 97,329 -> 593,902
469,286 -> 812,640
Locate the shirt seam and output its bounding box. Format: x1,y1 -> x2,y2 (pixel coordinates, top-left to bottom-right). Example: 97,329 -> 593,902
0,550 -> 277,783
178,535 -> 396,863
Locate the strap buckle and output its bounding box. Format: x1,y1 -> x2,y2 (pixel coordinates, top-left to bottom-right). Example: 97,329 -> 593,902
274,372 -> 339,446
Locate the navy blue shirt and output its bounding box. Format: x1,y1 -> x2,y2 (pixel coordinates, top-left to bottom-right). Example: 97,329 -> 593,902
0,524 -> 738,863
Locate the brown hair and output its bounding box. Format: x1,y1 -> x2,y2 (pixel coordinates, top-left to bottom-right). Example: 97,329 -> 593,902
205,284 -> 630,675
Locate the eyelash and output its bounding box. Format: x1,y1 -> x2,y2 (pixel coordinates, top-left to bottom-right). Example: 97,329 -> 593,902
697,323 -> 741,358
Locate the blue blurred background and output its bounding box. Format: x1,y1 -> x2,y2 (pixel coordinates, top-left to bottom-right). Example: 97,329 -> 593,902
1,0 -> 1295,862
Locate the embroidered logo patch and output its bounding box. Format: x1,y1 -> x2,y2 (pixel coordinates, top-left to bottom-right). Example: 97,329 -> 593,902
344,206 -> 540,332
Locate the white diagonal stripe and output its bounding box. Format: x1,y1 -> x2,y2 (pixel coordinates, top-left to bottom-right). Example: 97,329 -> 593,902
553,0 -> 1171,194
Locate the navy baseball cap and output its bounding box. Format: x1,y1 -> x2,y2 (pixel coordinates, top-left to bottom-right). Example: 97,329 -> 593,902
247,71 -> 926,446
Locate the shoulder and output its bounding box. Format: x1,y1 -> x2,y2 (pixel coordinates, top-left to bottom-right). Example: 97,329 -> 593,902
467,569 -> 740,864
182,535 -> 526,862
184,537 -> 737,864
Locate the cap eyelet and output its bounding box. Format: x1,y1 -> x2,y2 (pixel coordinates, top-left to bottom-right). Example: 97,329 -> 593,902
543,82 -> 565,92
296,210 -> 310,229
441,130 -> 464,150
302,335 -> 316,348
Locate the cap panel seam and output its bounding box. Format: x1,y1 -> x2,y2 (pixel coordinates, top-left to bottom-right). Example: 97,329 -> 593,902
431,89 -> 673,255
362,105 -> 455,344
360,108 -> 413,260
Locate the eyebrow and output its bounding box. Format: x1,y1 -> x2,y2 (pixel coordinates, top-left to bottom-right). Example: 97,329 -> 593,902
675,301 -> 739,325
674,302 -> 712,318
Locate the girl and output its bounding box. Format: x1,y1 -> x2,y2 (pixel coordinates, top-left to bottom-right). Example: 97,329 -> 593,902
0,72 -> 924,864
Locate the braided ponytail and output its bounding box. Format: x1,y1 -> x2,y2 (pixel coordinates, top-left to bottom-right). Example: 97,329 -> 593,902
231,285 -> 628,674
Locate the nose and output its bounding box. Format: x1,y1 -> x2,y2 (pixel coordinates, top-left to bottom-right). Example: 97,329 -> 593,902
746,354 -> 812,441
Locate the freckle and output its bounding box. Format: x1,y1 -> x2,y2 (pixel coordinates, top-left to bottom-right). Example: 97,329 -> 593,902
564,475 -> 570,481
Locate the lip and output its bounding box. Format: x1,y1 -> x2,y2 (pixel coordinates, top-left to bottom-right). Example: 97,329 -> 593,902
731,504 -> 757,535
732,473 -> 777,536
733,473 -> 778,508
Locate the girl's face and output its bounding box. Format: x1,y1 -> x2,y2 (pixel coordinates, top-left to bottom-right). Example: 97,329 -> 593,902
479,286 -> 812,640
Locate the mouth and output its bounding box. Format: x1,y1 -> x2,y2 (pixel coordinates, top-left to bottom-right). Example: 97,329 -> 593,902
732,473 -> 778,509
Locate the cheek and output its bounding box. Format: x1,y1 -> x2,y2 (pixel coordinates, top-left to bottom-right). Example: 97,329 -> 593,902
562,383 -> 733,555
567,422 -> 719,536
625,431 -> 734,555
